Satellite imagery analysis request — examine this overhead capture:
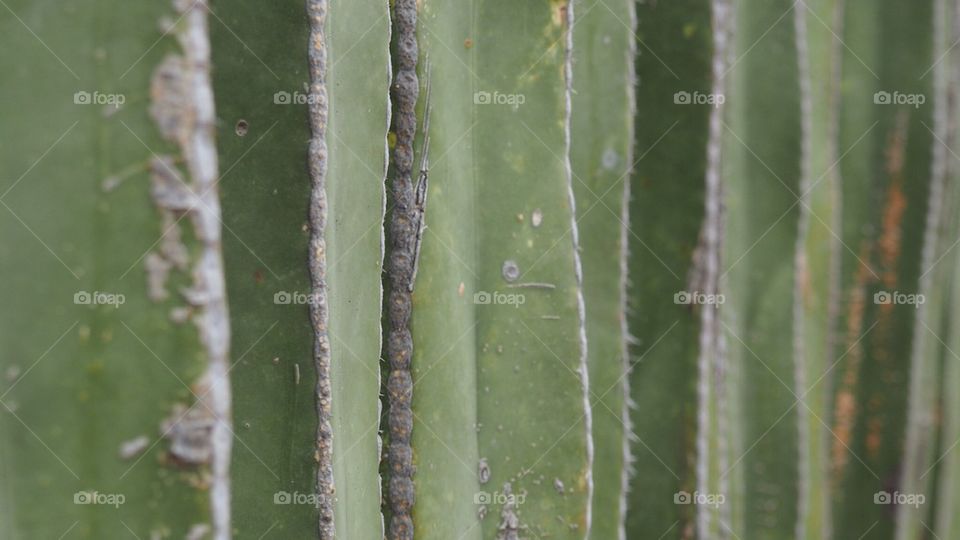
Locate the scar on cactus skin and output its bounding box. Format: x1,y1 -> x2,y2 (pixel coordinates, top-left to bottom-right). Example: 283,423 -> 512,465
145,1 -> 233,537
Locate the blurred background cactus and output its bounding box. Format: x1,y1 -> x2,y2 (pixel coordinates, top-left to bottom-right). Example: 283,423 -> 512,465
1,0 -> 958,539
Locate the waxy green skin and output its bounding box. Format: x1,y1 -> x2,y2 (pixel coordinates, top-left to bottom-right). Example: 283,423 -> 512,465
3,1 -> 959,539
627,0 -> 711,537
212,0 -> 390,537
721,0 -> 804,537
410,1 -> 591,539
0,1 -> 209,537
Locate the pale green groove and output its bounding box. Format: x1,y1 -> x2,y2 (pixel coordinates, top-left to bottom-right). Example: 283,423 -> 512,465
324,0 -> 390,537
412,1 -> 591,539
408,1 -> 480,538
794,0 -> 841,538
936,203 -> 960,539
0,1 -> 216,537
934,9 -> 960,537
570,0 -> 635,537
895,0 -> 959,538
721,0 -> 803,539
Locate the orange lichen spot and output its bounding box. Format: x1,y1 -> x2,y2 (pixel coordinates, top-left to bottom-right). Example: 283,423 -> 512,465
551,0 -> 568,27
878,181 -> 906,290
866,416 -> 883,458
832,390 -> 856,469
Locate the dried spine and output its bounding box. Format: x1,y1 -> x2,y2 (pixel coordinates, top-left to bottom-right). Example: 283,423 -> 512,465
147,1 -> 233,538
306,0 -> 336,537
386,0 -> 420,538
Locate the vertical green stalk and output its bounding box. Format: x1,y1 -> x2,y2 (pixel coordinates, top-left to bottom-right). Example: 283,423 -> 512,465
570,0 -> 636,537
411,1 -> 592,538
794,0 -> 842,538
721,0 -> 803,538
626,0 -> 713,537
897,1 -> 960,538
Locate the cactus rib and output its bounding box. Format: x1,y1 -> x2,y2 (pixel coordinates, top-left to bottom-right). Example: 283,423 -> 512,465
305,0 -> 336,537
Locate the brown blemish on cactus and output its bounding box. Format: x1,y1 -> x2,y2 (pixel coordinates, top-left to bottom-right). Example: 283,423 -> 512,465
878,182 -> 907,294
879,111 -> 909,290
831,241 -> 873,473
234,119 -> 249,137
501,260 -> 520,282
479,458 -> 491,484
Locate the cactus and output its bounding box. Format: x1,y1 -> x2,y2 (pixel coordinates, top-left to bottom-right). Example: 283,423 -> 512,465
3,0 -> 960,539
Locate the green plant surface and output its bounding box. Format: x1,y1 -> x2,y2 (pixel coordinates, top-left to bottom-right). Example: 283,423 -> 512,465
794,1 -> 841,538
830,1 -> 935,538
210,4 -> 316,537
625,0 -> 712,537
211,0 -> 390,537
720,0 -> 803,537
569,0 -> 635,537
322,1 -> 391,537
895,0 -> 960,538
0,0 -> 221,537
409,1 -> 592,538
934,235 -> 960,539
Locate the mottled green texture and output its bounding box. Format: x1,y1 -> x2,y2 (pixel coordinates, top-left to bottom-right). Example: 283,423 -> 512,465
721,0 -> 803,537
895,3 -> 960,540
211,2 -> 318,537
0,1 -> 209,537
626,0 -> 711,537
831,1 -> 934,538
570,0 -> 634,537
411,1 -> 591,538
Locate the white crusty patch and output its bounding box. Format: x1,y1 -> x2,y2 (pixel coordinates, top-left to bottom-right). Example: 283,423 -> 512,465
147,2 -> 232,539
